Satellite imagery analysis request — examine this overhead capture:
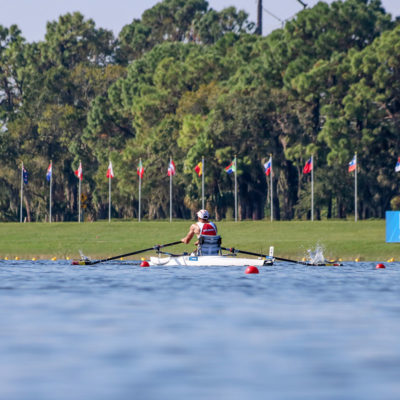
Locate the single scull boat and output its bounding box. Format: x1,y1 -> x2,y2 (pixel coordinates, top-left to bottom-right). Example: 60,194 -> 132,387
149,246 -> 275,267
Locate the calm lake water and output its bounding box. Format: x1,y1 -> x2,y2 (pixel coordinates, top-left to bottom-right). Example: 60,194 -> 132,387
1,260 -> 400,400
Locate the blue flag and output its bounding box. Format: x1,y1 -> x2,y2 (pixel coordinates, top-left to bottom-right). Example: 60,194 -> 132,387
23,167 -> 28,184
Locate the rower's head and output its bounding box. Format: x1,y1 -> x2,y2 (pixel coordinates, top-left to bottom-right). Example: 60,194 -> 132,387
196,209 -> 209,221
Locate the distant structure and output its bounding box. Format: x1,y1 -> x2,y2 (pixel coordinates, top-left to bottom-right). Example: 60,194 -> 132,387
256,0 -> 262,35
297,0 -> 307,8
256,0 -> 308,36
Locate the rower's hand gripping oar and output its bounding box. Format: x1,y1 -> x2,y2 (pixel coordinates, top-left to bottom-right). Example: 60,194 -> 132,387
72,241 -> 182,265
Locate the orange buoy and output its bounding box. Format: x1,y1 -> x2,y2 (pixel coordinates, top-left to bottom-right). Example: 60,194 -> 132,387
140,260 -> 150,267
376,263 -> 386,269
245,266 -> 259,274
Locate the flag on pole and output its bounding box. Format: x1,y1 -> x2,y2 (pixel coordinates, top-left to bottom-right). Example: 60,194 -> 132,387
395,157 -> 400,172
167,160 -> 176,176
264,158 -> 272,176
46,163 -> 52,182
225,160 -> 236,174
137,159 -> 144,178
348,155 -> 357,172
23,167 -> 28,184
194,161 -> 203,177
75,162 -> 83,180
303,158 -> 313,174
106,161 -> 114,178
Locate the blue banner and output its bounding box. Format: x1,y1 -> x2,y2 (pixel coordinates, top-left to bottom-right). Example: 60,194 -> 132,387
386,211 -> 400,243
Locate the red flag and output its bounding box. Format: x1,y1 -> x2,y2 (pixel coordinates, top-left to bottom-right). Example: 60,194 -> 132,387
348,155 -> 356,172
106,161 -> 114,178
194,161 -> 202,177
137,160 -> 144,179
168,160 -> 176,176
303,158 -> 313,174
74,162 -> 82,180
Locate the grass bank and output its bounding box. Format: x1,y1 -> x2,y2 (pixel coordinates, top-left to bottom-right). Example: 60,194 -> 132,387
0,219 -> 396,261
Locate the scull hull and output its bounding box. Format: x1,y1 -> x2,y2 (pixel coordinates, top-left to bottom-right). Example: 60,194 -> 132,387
149,255 -> 274,267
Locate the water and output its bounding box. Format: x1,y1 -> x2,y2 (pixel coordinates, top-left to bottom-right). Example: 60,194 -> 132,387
1,260 -> 400,400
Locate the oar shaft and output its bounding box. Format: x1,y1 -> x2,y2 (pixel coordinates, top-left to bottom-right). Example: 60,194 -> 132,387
89,241 -> 182,265
222,246 -> 308,265
221,247 -> 267,258
273,256 -> 306,264
91,247 -> 154,265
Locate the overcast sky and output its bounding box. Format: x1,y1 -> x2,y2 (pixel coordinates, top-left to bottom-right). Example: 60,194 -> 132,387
1,0 -> 399,42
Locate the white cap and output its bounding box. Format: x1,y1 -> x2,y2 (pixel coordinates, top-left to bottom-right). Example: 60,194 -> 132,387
196,209 -> 209,219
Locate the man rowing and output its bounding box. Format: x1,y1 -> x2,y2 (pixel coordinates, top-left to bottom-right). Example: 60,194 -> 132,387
181,209 -> 221,255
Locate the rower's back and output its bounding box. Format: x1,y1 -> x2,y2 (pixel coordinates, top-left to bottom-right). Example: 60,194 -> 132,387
197,235 -> 222,256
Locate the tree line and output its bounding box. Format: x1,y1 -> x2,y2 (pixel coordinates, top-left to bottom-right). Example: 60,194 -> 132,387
0,0 -> 399,222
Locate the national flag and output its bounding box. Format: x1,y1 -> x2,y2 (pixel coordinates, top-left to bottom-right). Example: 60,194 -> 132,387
225,159 -> 236,174
23,167 -> 28,184
74,162 -> 83,180
395,157 -> 400,172
303,158 -> 313,174
348,155 -> 356,172
106,161 -> 114,178
137,160 -> 144,178
168,160 -> 176,176
194,161 -> 203,177
46,163 -> 52,182
264,158 -> 271,176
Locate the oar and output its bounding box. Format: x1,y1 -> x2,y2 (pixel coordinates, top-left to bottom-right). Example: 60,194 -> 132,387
274,255 -> 311,265
221,246 -> 312,266
72,241 -> 182,265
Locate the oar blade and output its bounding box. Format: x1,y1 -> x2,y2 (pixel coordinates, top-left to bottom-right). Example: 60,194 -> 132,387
71,260 -> 93,266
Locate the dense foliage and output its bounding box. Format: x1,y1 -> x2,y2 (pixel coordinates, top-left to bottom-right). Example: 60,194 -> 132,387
0,0 -> 399,221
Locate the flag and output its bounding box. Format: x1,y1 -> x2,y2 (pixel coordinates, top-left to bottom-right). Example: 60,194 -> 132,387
264,158 -> 271,176
225,159 -> 236,174
46,163 -> 52,182
23,167 -> 28,184
106,161 -> 114,178
303,158 -> 313,174
168,160 -> 176,176
395,157 -> 400,172
75,162 -> 82,180
348,155 -> 356,172
137,160 -> 144,178
194,161 -> 203,177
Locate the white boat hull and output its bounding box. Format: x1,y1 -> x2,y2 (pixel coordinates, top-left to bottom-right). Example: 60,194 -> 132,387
149,255 -> 274,267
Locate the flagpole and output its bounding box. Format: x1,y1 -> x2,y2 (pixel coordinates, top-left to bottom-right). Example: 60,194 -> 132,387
20,162 -> 23,223
108,161 -> 111,223
170,157 -> 172,223
311,154 -> 314,221
49,160 -> 52,223
234,155 -> 237,222
138,158 -> 142,222
78,160 -> 81,223
270,154 -> 273,222
355,152 -> 357,222
202,156 -> 205,210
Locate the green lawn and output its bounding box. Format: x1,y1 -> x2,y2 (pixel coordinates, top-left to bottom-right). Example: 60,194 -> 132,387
0,219 -> 397,261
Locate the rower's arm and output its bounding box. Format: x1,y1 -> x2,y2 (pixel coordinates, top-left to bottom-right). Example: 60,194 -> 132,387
181,224 -> 198,244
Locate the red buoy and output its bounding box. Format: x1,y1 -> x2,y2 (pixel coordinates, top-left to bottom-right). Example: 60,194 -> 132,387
245,266 -> 259,274
140,260 -> 150,267
376,263 -> 385,269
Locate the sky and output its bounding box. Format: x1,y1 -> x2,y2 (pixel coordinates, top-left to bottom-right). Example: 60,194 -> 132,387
1,0 -> 400,42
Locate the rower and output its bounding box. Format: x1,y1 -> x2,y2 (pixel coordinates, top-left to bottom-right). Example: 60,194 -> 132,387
181,209 -> 221,255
